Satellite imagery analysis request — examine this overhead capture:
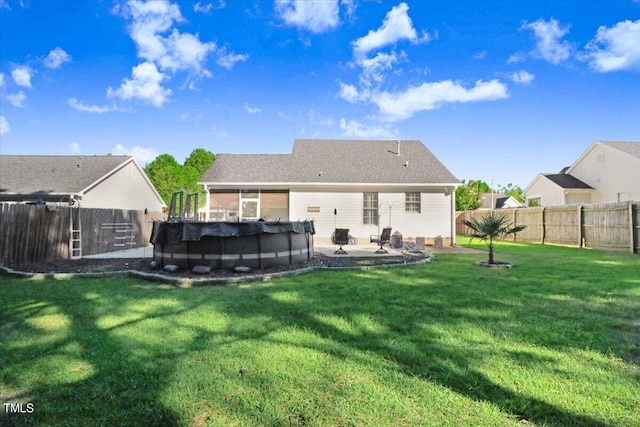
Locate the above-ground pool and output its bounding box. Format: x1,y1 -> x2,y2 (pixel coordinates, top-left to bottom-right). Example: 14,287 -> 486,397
150,220 -> 315,270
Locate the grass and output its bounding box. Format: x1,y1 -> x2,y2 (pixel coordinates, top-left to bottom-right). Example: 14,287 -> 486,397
1,238 -> 639,426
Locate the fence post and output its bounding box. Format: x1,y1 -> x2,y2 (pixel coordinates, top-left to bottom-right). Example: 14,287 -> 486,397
540,206 -> 545,244
577,204 -> 583,248
512,208 -> 517,241
629,201 -> 635,254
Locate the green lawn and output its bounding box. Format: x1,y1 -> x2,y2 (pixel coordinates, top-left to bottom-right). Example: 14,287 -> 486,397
1,238 -> 639,426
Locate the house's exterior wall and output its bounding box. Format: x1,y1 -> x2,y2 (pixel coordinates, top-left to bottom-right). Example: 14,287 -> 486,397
524,176 -> 565,206
569,144 -> 640,203
564,192 -> 591,205
81,161 -> 165,211
289,189 -> 453,242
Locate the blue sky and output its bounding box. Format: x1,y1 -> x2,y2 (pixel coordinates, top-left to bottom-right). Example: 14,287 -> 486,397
1,0 -> 639,189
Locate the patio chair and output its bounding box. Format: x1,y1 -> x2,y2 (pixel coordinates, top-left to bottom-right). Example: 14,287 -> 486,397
334,228 -> 350,254
370,227 -> 392,254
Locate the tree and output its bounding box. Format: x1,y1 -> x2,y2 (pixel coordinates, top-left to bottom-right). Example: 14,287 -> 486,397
184,148 -> 216,177
462,212 -> 526,265
144,149 -> 217,205
144,154 -> 183,204
455,179 -> 491,211
498,183 -> 524,202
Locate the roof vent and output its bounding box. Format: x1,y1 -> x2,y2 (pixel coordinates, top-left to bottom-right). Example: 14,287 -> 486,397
396,140 -> 401,156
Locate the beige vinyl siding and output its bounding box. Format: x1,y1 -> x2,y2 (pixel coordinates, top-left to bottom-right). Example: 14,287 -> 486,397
525,176 -> 565,207
565,192 -> 591,205
289,190 -> 453,241
81,161 -> 165,211
569,143 -> 640,203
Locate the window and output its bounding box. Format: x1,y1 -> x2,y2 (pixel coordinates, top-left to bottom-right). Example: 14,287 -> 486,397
209,191 -> 239,221
260,191 -> 289,220
405,192 -> 421,213
528,197 -> 540,207
363,192 -> 378,225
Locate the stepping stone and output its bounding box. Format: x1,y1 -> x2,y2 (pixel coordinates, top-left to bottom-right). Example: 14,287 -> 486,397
163,264 -> 180,272
234,266 -> 251,273
192,265 -> 212,274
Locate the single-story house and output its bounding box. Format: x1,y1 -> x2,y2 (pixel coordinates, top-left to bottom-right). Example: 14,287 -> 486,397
0,155 -> 165,211
478,192 -> 523,210
198,139 -> 461,245
524,140 -> 640,206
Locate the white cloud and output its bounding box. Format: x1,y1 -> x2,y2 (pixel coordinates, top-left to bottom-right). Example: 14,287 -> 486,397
472,50 -> 487,60
372,79 -> 509,121
44,47 -> 72,69
69,142 -> 80,153
216,48 -> 248,69
352,2 -> 433,57
508,70 -> 535,85
507,52 -> 525,64
0,0 -> 10,10
0,73 -> 4,88
337,81 -> 361,103
582,19 -> 640,72
194,1 -> 224,14
7,91 -> 26,107
107,62 -> 171,107
341,0 -> 356,20
245,103 -> 261,114
0,116 -> 9,134
275,0 -> 340,33
160,30 -> 216,74
520,18 -> 573,64
358,50 -> 405,84
277,111 -> 291,120
339,118 -> 397,139
112,143 -> 159,165
11,65 -> 33,88
68,98 -> 120,113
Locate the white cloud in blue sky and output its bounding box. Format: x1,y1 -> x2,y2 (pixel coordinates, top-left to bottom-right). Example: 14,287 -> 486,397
44,47 -> 71,69
107,61 -> 171,107
582,19 -> 640,72
6,91 -> 26,107
352,2 -> 432,57
508,70 -> 535,85
514,18 -> 574,65
1,0 -> 639,187
275,0 -> 340,34
11,65 -> 33,88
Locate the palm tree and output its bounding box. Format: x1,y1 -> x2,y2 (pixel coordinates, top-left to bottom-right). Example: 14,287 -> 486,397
462,212 -> 526,265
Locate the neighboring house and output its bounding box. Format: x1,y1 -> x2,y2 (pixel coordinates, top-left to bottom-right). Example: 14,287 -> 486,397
198,139 -> 461,245
524,141 -> 640,206
478,192 -> 523,210
0,155 -> 166,211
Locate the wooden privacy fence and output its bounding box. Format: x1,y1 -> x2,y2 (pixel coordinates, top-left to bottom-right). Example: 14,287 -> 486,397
456,201 -> 640,254
0,203 -> 165,267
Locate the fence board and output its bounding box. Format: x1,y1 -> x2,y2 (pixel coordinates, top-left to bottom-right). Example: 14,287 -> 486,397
0,203 -> 164,267
456,201 -> 638,254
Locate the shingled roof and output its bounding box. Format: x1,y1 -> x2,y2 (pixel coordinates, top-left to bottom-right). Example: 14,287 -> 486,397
543,173 -> 593,189
599,141 -> 640,159
0,155 -> 133,196
200,139 -> 459,185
